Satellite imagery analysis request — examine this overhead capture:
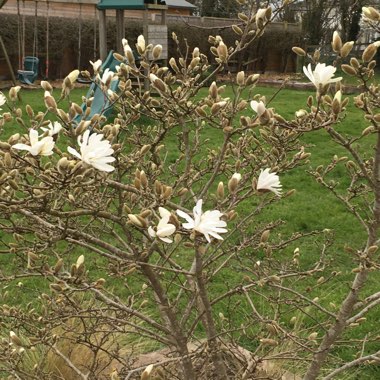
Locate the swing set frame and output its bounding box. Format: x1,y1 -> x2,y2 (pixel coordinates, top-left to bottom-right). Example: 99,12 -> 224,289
1,0 -> 93,85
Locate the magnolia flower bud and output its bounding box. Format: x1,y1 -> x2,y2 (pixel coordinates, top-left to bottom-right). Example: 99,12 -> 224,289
136,34 -> 146,54
0,141 -> 11,149
162,186 -> 173,200
228,173 -> 241,193
260,229 -> 270,243
10,331 -> 23,347
128,214 -> 145,228
149,74 -> 167,93
217,181 -> 224,199
52,258 -> 63,275
292,46 -> 306,56
259,338 -> 278,346
57,157 -> 69,174
141,364 -> 154,380
209,81 -> 218,99
195,106 -> 207,117
140,144 -> 151,155
290,316 -> 297,325
367,245 -> 378,254
169,57 -> 180,73
236,71 -> 245,86
308,332 -> 318,341
211,101 -> 227,114
362,6 -> 380,21
332,90 -> 342,114
76,255 -> 84,269
340,41 -> 354,58
189,57 -> 200,70
350,57 -> 360,69
41,81 -> 53,92
44,91 -> 57,110
317,276 -> 325,285
217,41 -> 228,62
191,47 -> 200,58
8,133 -> 20,144
178,187 -> 188,196
122,40 -> 135,65
246,74 -> 260,85
152,44 -> 163,60
362,44 -> 378,62
332,31 -> 342,53
9,86 -> 21,101
232,24 -> 243,35
341,64 -> 357,76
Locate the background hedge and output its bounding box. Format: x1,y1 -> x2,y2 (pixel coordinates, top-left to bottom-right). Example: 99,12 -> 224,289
0,14 -> 303,79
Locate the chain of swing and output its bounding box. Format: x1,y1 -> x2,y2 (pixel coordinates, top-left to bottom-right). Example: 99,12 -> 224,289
16,0 -> 97,79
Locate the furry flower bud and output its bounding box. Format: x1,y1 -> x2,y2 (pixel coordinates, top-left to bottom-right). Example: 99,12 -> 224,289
152,44 -> 163,60
332,31 -> 342,53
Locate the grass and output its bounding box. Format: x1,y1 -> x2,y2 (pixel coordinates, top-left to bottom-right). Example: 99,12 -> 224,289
1,84 -> 379,378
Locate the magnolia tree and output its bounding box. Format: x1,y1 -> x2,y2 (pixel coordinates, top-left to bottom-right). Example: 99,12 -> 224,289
0,3 -> 380,380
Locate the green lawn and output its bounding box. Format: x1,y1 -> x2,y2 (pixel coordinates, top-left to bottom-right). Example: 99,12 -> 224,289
1,84 -> 379,378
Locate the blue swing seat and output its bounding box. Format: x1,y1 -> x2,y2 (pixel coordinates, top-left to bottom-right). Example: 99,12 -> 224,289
17,56 -> 39,85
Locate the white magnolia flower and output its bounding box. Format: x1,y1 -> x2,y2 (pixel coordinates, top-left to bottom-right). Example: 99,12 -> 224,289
257,168 -> 282,196
303,63 -> 342,89
256,8 -> 267,20
0,91 -> 6,108
90,59 -> 102,74
295,109 -> 307,118
41,121 -> 63,136
177,199 -> 227,243
67,130 -> 115,172
231,173 -> 242,182
13,129 -> 54,156
250,100 -> 266,116
148,207 -> 176,243
98,68 -> 115,89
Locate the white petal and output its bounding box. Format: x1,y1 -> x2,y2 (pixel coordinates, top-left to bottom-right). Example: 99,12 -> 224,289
148,226 -> 156,238
12,143 -> 31,152
159,236 -> 173,244
67,146 -> 82,160
194,199 -> 203,217
157,224 -> 176,238
29,129 -> 39,146
159,207 -> 171,219
177,209 -> 195,226
182,222 -> 195,230
91,162 -> 115,172
250,100 -> 258,113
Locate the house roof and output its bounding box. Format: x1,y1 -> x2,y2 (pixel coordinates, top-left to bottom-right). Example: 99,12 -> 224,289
165,0 -> 196,9
97,0 -> 167,10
